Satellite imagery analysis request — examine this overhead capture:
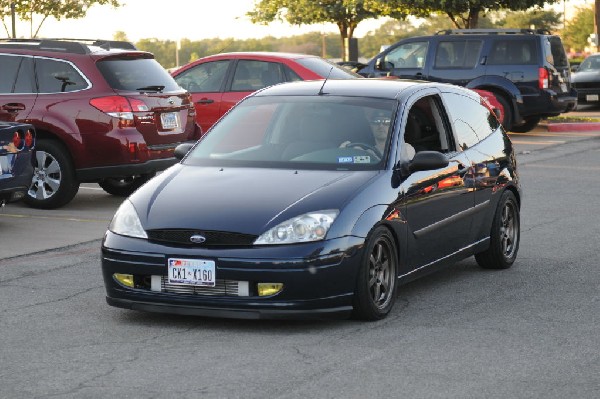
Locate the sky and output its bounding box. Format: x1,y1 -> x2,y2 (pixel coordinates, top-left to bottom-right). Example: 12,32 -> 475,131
11,0 -> 387,42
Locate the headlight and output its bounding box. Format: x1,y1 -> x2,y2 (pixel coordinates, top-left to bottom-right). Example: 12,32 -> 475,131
108,200 -> 147,239
254,210 -> 338,245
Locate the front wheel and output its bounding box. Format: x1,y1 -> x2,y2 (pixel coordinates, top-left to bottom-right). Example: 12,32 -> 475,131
352,226 -> 398,321
475,190 -> 520,269
98,173 -> 155,197
24,140 -> 79,209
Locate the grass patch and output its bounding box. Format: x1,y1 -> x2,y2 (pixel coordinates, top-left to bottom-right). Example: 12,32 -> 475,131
544,115 -> 600,123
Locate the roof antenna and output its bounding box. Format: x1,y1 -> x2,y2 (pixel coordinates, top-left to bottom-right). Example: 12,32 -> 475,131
318,66 -> 333,95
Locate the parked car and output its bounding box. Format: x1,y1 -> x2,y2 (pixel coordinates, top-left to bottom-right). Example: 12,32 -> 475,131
101,78 -> 521,321
357,29 -> 577,132
571,53 -> 600,106
171,52 -> 360,133
0,38 -> 200,209
0,122 -> 35,207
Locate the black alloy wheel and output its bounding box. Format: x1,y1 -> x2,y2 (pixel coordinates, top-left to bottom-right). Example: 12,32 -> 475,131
510,116 -> 542,133
98,173 -> 155,197
475,190 -> 520,269
352,226 -> 398,320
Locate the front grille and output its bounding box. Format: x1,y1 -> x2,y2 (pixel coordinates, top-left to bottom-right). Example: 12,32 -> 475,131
147,229 -> 257,247
161,277 -> 244,296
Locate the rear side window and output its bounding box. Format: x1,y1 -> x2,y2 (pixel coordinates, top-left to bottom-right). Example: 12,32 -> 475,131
230,60 -> 286,91
444,92 -> 496,150
36,58 -> 89,93
97,57 -> 180,92
546,36 -> 569,68
435,40 -> 483,69
488,39 -> 537,65
295,57 -> 359,78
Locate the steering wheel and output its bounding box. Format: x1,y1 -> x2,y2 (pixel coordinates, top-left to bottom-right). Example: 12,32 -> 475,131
343,142 -> 382,159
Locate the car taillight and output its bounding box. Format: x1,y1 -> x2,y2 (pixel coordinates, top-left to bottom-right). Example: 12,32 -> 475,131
90,96 -> 149,128
539,67 -> 549,89
12,131 -> 22,148
24,130 -> 34,147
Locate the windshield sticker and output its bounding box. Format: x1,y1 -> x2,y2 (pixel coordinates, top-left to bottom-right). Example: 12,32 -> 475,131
338,156 -> 371,164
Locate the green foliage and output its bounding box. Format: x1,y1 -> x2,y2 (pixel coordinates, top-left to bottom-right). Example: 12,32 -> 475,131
3,0 -> 120,37
496,9 -> 562,30
247,0 -> 413,60
561,6 -> 594,52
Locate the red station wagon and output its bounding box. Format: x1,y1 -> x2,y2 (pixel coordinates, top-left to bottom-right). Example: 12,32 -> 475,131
171,52 -> 360,133
0,39 -> 200,209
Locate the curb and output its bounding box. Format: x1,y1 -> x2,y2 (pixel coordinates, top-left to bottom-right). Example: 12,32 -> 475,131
539,122 -> 600,132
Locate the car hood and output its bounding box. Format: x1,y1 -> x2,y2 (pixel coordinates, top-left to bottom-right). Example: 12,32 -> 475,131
572,70 -> 600,83
130,164 -> 379,235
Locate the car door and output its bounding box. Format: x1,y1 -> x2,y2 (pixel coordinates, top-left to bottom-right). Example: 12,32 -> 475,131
396,91 -> 474,269
173,59 -> 230,133
0,54 -> 37,123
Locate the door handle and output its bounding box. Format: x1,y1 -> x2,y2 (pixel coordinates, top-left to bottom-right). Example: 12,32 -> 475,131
2,103 -> 26,112
196,99 -> 214,104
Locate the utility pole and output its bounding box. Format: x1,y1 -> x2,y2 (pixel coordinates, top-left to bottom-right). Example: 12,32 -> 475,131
10,2 -> 16,38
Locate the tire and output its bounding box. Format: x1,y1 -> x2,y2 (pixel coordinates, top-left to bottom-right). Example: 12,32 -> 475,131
24,140 -> 80,209
493,93 -> 513,131
475,190 -> 520,269
98,173 -> 155,197
510,116 -> 542,133
352,226 -> 398,321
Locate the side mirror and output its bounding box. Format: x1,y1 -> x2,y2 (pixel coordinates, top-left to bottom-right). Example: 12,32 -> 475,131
571,65 -> 579,72
409,151 -> 449,172
375,57 -> 384,71
174,142 -> 195,160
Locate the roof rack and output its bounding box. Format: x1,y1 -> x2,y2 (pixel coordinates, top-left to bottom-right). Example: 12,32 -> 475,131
0,38 -> 137,54
435,28 -> 552,36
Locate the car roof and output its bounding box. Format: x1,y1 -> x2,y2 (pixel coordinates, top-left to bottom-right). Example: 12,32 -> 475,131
195,51 -> 319,61
252,78 -> 469,100
0,38 -> 147,58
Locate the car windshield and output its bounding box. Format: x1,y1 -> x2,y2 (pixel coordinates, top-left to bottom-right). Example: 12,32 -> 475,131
184,95 -> 397,171
578,56 -> 600,71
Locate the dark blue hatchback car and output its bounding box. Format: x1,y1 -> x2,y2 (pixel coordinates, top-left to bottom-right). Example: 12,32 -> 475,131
0,122 -> 35,206
101,79 -> 521,321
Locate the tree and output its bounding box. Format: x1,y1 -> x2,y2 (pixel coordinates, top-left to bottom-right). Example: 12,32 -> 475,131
497,9 -> 562,31
561,5 -> 594,53
394,0 -> 561,29
8,0 -> 120,38
247,0 -> 417,61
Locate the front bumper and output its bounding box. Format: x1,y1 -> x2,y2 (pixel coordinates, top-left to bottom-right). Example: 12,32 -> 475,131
101,232 -> 365,320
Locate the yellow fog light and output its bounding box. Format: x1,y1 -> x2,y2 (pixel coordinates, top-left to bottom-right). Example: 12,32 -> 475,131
114,273 -> 134,288
257,283 -> 284,297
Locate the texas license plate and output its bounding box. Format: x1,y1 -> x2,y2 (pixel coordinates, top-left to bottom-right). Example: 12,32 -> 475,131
168,258 -> 215,286
160,112 -> 180,129
586,94 -> 599,102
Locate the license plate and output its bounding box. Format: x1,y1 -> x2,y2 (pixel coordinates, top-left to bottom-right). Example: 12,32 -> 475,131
586,94 -> 599,102
168,258 -> 215,286
160,112 -> 180,129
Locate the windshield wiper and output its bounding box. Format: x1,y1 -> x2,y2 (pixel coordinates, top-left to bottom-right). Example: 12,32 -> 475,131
135,85 -> 165,92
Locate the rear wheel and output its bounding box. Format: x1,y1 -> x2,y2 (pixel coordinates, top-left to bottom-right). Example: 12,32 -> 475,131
352,226 -> 398,321
24,140 -> 79,209
98,173 -> 155,197
475,190 -> 520,269
510,116 -> 541,133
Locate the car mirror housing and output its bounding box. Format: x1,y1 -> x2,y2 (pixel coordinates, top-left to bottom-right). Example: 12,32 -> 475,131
174,142 -> 195,160
409,151 -> 449,173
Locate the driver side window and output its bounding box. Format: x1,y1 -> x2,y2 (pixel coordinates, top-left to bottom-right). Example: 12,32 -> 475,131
384,41 -> 428,69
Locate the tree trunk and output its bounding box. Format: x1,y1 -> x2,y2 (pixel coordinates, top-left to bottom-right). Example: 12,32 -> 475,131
596,0 -> 600,52
468,7 -> 481,29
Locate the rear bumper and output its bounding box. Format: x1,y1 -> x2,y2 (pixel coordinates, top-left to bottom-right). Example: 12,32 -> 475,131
76,157 -> 178,181
519,89 -> 577,118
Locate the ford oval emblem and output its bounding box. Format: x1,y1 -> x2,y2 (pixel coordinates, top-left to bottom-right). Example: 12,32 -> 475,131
190,234 -> 206,244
